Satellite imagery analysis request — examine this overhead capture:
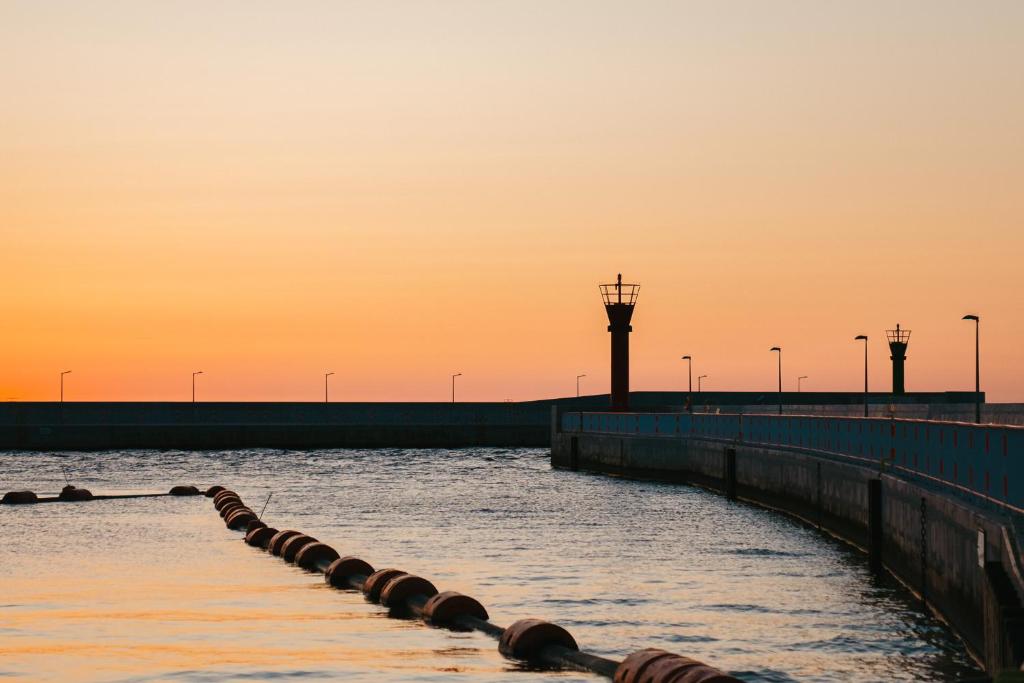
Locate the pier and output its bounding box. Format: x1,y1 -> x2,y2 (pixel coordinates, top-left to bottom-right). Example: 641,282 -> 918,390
551,410 -> 1024,674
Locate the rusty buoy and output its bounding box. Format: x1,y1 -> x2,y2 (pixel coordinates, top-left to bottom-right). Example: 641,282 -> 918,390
1,491 -> 39,505
379,574 -> 438,608
245,519 -> 267,533
267,530 -> 303,556
325,557 -> 375,588
58,485 -> 93,502
498,619 -> 579,661
226,509 -> 257,530
245,526 -> 279,548
169,485 -> 200,496
212,489 -> 236,503
614,649 -> 740,683
362,568 -> 408,603
280,534 -> 319,563
294,542 -> 340,571
219,503 -> 247,520
213,491 -> 239,508
214,495 -> 241,512
422,591 -> 489,626
205,485 -> 225,497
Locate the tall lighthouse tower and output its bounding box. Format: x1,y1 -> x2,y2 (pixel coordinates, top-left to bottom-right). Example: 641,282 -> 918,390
886,324 -> 911,394
600,274 -> 639,411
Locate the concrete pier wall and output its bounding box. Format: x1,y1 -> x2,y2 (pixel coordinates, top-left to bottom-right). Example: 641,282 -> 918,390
0,394 -> 676,450
552,411 -> 1024,674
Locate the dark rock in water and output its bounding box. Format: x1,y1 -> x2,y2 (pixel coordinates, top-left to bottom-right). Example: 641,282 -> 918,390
2,490 -> 39,504
59,485 -> 93,502
169,485 -> 200,496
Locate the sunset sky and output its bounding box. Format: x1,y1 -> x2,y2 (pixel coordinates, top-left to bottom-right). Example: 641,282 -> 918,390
2,1 -> 1022,403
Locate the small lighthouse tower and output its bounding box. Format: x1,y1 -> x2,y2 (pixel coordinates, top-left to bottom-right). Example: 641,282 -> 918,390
886,324 -> 911,394
600,274 -> 639,411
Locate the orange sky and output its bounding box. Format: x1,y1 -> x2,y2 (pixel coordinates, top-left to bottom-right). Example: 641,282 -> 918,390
2,1 -> 1022,403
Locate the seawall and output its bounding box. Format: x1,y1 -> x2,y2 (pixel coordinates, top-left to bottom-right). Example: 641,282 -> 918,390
0,394 -> 677,451
551,410 -> 1024,675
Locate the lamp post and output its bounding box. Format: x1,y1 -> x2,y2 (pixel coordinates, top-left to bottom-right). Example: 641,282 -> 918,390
192,371 -> 203,403
325,372 -> 334,404
963,315 -> 980,423
451,373 -> 461,403
855,335 -> 868,417
698,374 -> 707,392
770,347 -> 782,414
682,356 -> 692,393
60,370 -> 71,403
798,375 -> 807,392
576,374 -> 586,398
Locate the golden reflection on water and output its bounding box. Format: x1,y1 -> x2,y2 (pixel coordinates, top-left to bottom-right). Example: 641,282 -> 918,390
0,499 -> 509,682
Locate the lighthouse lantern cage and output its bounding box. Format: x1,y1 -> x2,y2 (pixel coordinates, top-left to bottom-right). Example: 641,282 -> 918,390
599,276 -> 640,307
886,325 -> 911,344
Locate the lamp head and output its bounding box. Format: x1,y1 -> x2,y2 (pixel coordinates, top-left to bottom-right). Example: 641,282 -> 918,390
770,347 -> 781,352
855,335 -> 868,341
963,314 -> 979,322
682,355 -> 691,360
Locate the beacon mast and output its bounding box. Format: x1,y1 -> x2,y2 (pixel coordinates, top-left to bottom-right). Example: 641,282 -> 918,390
600,274 -> 639,411
886,324 -> 911,394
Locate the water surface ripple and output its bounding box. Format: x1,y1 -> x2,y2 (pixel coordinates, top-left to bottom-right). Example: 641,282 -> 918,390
0,448 -> 981,681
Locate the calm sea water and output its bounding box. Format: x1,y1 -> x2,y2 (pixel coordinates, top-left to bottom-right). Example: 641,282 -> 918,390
0,448 -> 981,682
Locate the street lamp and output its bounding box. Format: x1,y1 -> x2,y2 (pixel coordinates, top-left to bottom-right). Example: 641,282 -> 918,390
325,372 -> 334,404
60,370 -> 72,403
770,347 -> 782,414
192,371 -> 203,403
576,374 -> 586,398
855,335 -> 868,417
681,356 -> 692,393
451,373 -> 462,403
963,315 -> 980,423
698,374 -> 708,392
798,375 -> 808,392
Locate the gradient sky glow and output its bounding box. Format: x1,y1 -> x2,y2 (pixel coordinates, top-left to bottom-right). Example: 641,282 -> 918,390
2,1 -> 1022,402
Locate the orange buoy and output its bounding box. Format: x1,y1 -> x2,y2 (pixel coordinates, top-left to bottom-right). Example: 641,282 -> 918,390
226,509 -> 257,530
379,574 -> 438,608
245,526 -> 279,548
267,530 -> 303,556
325,557 -> 375,588
614,649 -> 740,683
294,542 -> 340,571
58,485 -> 93,502
498,619 -> 578,661
245,519 -> 267,533
422,591 -> 489,626
362,568 -> 408,603
204,485 -> 225,497
212,490 -> 237,505
214,495 -> 241,511
1,491 -> 39,505
280,534 -> 319,563
169,485 -> 200,496
219,502 -> 246,519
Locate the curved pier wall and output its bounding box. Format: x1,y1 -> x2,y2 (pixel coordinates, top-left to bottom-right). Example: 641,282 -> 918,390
551,415 -> 1024,675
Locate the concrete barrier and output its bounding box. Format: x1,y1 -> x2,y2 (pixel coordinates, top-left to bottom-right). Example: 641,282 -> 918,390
553,409 -> 1024,675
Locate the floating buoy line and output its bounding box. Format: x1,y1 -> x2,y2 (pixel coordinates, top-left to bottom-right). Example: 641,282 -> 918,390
207,485 -> 742,683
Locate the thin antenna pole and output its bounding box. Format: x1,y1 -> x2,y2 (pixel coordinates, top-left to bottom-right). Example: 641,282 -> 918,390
61,466 -> 71,486
258,493 -> 273,520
